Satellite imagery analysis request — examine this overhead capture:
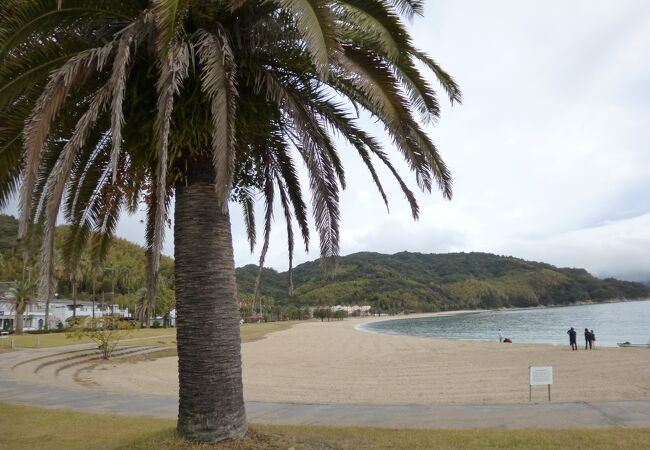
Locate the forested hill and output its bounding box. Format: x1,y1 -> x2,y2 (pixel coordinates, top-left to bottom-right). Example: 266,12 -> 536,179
3,214 -> 648,313
236,251 -> 650,313
0,214 -> 174,300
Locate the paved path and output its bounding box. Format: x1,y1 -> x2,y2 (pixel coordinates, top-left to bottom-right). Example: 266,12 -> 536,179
2,348 -> 650,429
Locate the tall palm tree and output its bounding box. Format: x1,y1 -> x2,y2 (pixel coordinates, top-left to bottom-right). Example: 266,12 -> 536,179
7,279 -> 36,334
0,0 -> 460,442
67,254 -> 89,319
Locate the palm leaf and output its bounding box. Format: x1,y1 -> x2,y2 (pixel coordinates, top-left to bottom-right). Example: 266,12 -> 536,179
195,29 -> 238,210
275,0 -> 337,77
19,44 -> 114,238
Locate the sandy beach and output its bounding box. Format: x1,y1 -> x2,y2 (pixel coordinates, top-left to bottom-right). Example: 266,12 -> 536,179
52,313 -> 647,405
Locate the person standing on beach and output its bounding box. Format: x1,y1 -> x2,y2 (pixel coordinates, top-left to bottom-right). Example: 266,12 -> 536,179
567,327 -> 577,350
585,328 -> 592,350
498,329 -> 503,343
591,330 -> 596,349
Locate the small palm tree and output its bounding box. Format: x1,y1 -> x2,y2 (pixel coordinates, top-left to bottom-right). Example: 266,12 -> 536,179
7,280 -> 36,334
0,0 -> 460,442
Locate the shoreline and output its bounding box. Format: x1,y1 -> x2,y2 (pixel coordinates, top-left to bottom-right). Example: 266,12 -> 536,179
357,299 -> 650,347
4,313 -> 644,406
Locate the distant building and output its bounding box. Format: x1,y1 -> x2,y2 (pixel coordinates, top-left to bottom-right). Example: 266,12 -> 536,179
331,305 -> 372,316
0,294 -> 130,331
308,305 -> 372,318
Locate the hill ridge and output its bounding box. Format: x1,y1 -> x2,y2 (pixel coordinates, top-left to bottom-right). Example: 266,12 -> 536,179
2,214 -> 648,314
236,250 -> 650,313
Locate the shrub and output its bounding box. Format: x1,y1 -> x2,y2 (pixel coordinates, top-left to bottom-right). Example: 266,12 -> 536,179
66,316 -> 135,359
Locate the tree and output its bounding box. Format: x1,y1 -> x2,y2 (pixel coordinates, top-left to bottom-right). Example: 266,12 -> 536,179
67,254 -> 88,319
0,0 -> 459,442
66,316 -> 134,359
7,279 -> 35,334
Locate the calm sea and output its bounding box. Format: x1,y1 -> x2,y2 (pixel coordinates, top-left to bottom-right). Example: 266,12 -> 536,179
361,299 -> 650,347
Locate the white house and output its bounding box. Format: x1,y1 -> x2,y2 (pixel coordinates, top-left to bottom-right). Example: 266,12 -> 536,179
0,294 -> 130,331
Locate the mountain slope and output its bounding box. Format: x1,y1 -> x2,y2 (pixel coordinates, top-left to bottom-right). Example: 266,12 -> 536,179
3,214 -> 647,313
237,251 -> 650,312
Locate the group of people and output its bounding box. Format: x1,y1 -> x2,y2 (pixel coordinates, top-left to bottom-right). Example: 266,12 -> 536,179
566,327 -> 596,350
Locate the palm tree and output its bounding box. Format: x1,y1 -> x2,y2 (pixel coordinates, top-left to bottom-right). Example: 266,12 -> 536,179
7,279 -> 36,334
68,254 -> 89,319
0,0 -> 460,442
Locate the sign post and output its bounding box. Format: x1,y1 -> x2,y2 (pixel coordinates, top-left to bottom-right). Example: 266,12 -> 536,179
529,366 -> 553,402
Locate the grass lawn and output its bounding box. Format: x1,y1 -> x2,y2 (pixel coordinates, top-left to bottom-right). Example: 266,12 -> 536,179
0,321 -> 296,350
0,327 -> 177,349
1,403 -> 648,449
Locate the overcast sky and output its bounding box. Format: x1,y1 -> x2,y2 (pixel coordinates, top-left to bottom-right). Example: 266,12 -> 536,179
4,1 -> 650,281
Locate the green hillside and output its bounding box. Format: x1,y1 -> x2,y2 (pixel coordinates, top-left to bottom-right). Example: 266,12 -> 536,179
0,214 -> 174,315
2,214 -> 648,315
237,251 -> 650,313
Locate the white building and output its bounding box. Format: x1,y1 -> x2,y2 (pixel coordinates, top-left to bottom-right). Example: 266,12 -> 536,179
0,296 -> 130,331
308,304 -> 372,318
331,304 -> 372,316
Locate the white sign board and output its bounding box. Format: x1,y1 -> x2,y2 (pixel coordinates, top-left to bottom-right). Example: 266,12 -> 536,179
529,366 -> 553,386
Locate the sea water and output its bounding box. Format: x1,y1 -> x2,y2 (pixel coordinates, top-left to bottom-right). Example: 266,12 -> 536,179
362,299 -> 650,347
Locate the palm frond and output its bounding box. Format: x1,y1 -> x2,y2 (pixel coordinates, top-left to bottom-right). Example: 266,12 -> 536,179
19,44 -> 113,238
410,48 -> 462,105
336,0 -> 410,61
411,127 -> 452,199
253,165 -> 274,306
195,29 -> 238,211
147,40 -> 189,306
276,0 -> 337,77
336,46 -> 433,192
108,19 -> 144,183
38,85 -> 111,301
0,0 -> 138,63
238,186 -> 257,253
152,0 -> 190,56
263,71 -> 340,266
275,173 -> 295,297
386,0 -> 423,19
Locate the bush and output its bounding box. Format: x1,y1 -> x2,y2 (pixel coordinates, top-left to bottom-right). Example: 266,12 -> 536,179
151,320 -> 161,328
66,316 -> 135,359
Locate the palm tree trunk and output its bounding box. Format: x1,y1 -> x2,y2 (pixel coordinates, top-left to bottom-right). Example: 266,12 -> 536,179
15,309 -> 25,334
72,282 -> 77,319
92,274 -> 96,319
44,298 -> 50,330
175,160 -> 247,442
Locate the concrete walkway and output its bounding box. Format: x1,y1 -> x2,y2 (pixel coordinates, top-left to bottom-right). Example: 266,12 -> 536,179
2,348 -> 650,429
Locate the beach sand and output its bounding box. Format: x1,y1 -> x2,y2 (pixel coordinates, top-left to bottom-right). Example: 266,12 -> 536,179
78,314 -> 650,405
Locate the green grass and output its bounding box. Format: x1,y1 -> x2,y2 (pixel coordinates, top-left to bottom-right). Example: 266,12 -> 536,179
0,321 -> 297,350
0,327 -> 177,349
1,403 -> 649,449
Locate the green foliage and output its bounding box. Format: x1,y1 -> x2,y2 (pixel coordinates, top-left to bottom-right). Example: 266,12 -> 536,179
66,316 -> 135,359
5,212 -> 647,317
237,251 -> 650,313
6,278 -> 36,334
0,214 -> 174,303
